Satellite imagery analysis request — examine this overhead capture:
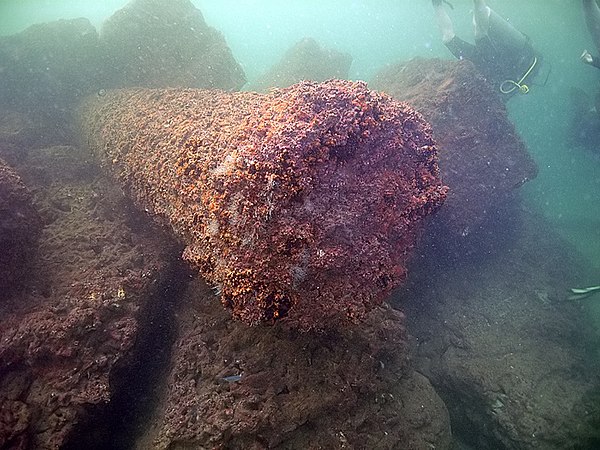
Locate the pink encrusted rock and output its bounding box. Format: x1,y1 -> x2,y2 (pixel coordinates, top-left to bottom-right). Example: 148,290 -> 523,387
80,79 -> 448,331
371,57 -> 537,237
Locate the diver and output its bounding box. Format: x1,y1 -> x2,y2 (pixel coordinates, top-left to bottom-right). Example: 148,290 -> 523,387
572,1 -> 600,151
581,0 -> 600,69
432,0 -> 541,98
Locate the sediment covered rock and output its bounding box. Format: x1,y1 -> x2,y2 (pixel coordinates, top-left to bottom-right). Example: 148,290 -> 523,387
138,279 -> 451,450
0,18 -> 104,122
0,0 -> 246,132
0,109 -> 62,165
400,209 -> 600,449
100,0 -> 246,90
0,158 -> 41,294
371,58 -> 537,238
0,144 -> 178,449
249,37 -> 352,92
79,80 -> 448,330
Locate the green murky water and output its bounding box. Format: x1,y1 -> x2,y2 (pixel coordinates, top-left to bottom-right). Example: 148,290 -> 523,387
2,0 -> 597,321
0,2 -> 599,447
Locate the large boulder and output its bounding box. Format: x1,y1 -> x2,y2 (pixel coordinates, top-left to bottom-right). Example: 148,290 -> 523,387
0,144 -> 179,449
0,18 -> 104,123
399,209 -> 600,449
249,37 -> 352,92
371,58 -> 537,240
0,0 -> 247,133
100,0 -> 246,90
137,279 -> 451,450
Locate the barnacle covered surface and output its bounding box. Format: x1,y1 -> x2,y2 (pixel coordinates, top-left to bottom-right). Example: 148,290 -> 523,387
81,80 -> 447,330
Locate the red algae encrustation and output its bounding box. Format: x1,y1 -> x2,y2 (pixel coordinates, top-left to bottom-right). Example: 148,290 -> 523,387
80,80 -> 448,330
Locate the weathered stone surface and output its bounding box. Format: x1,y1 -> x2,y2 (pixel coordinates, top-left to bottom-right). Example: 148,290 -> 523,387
0,0 -> 246,134
0,158 -> 41,294
0,18 -> 104,123
100,0 -> 246,90
0,142 -> 178,449
371,58 -> 537,239
0,110 -> 59,166
0,38 -> 449,448
79,80 -> 447,330
399,208 -> 600,449
249,37 -> 352,92
137,279 -> 451,450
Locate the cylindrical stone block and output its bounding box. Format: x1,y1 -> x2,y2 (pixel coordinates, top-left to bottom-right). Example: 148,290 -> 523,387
80,80 -> 447,330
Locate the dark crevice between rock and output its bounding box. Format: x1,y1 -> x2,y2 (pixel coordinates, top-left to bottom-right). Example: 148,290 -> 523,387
62,259 -> 193,450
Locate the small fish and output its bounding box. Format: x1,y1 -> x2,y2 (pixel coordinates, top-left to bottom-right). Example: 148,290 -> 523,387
221,374 -> 242,383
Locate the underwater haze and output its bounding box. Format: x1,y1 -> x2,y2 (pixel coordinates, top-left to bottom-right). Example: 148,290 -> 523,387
1,0 -> 600,449
1,0 -> 599,251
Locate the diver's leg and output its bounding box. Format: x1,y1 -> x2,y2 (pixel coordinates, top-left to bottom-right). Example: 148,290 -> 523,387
474,1 -> 530,53
583,0 -> 600,54
472,0 -> 491,40
434,0 -> 478,61
433,0 -> 456,43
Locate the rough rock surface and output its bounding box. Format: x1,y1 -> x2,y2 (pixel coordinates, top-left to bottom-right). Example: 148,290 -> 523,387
0,0 -> 246,132
137,279 -> 451,450
79,80 -> 447,330
249,37 -> 352,92
0,158 -> 41,294
371,57 -> 538,238
0,105 -> 450,449
0,18 -> 102,122
0,142 -> 178,449
100,0 -> 246,90
0,109 -> 71,167
399,206 -> 600,449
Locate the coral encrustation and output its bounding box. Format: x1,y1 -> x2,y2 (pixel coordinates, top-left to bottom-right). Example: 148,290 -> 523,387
80,80 -> 448,330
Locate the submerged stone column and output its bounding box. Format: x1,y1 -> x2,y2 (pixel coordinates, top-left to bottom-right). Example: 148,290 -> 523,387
80,80 -> 447,330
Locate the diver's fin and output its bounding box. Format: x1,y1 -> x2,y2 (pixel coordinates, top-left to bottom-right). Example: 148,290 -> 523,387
570,285 -> 600,294
567,285 -> 600,301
